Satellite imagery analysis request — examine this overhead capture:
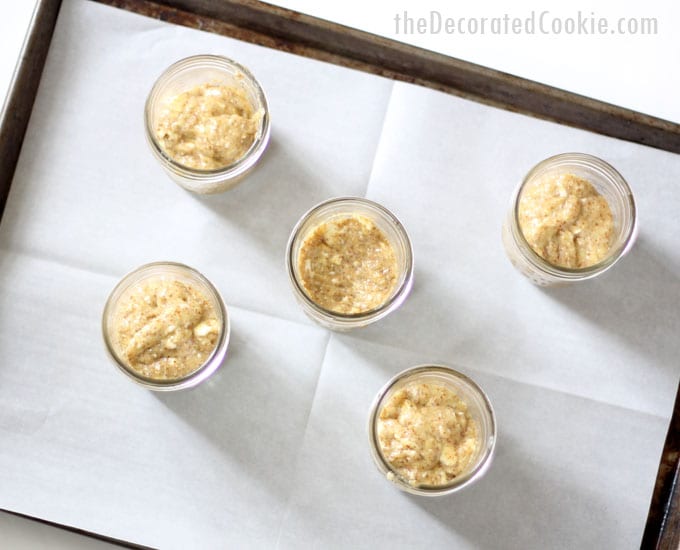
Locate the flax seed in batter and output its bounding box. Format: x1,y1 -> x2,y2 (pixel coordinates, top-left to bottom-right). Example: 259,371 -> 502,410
298,214 -> 398,315
155,82 -> 261,170
377,382 -> 479,487
518,173 -> 614,269
111,277 -> 220,380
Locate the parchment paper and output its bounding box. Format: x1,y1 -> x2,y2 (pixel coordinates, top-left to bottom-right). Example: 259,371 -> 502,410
0,0 -> 678,548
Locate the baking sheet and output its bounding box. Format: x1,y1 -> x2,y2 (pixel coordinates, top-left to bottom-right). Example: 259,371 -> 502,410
0,251 -> 330,548
0,0 -> 678,548
360,82 -> 680,419
280,338 -> 666,549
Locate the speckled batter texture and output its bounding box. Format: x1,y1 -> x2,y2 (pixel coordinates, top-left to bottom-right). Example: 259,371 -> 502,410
518,173 -> 614,269
298,215 -> 398,314
112,278 -> 220,380
155,82 -> 261,170
377,383 -> 479,487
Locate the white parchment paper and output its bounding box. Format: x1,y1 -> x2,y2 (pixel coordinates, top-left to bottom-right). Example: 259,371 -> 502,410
0,0 -> 678,548
279,338 -> 667,550
361,82 -> 680,419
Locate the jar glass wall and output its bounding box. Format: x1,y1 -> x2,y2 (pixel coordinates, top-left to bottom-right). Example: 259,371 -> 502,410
102,262 -> 229,391
286,197 -> 414,331
144,54 -> 270,194
368,365 -> 496,496
502,153 -> 637,286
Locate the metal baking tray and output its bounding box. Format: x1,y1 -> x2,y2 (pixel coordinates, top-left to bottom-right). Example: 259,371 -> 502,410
1,1 -> 678,547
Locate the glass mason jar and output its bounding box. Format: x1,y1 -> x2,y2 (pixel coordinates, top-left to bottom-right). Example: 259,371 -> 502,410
144,54 -> 271,194
102,262 -> 230,391
368,365 -> 497,496
286,197 -> 414,331
502,153 -> 637,286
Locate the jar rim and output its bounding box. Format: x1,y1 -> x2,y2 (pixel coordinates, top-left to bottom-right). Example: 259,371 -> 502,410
510,152 -> 638,280
144,54 -> 271,181
101,261 -> 230,391
367,364 -> 497,496
286,196 -> 414,325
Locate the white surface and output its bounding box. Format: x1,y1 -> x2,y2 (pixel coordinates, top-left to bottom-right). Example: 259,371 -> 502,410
266,0 -> 680,123
0,513 -> 117,549
0,0 -> 37,108
0,0 -> 678,548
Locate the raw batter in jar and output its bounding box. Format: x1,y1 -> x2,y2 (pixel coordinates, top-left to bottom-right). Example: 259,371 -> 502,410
112,277 -> 220,380
377,382 -> 479,486
518,173 -> 614,268
155,82 -> 261,170
298,214 -> 398,314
